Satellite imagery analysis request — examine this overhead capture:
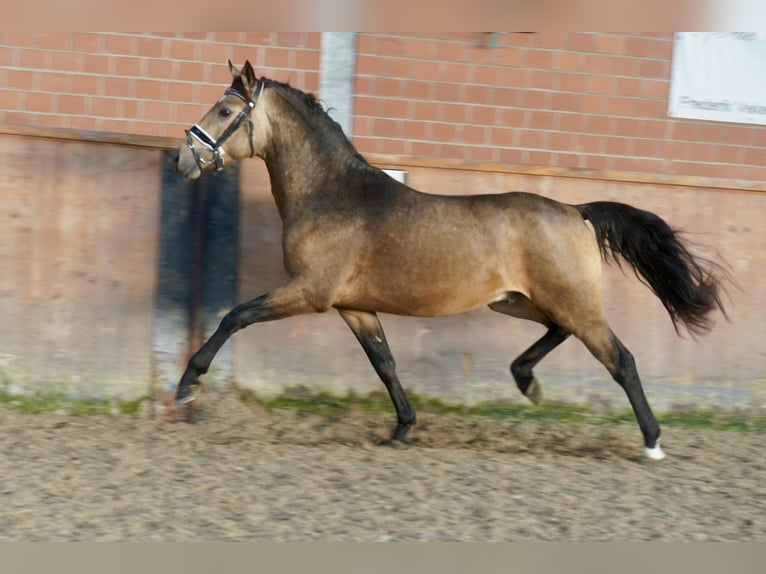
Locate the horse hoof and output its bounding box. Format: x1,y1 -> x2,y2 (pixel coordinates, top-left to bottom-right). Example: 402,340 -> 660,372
175,386 -> 197,406
383,438 -> 408,449
644,442 -> 666,460
525,379 -> 542,405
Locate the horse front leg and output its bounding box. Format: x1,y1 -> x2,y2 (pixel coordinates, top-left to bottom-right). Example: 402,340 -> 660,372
176,284 -> 321,403
337,309 -> 416,444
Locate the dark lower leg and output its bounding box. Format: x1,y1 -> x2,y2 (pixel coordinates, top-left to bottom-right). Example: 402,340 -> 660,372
338,309 -> 416,442
582,327 -> 661,452
610,336 -> 661,450
510,324 -> 570,404
177,289 -> 311,402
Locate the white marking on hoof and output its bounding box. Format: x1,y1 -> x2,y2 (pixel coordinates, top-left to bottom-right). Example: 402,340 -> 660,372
644,442 -> 666,460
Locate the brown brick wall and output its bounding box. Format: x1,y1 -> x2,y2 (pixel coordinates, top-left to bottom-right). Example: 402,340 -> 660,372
1,32 -> 765,181
0,32 -> 320,137
353,32 -> 766,182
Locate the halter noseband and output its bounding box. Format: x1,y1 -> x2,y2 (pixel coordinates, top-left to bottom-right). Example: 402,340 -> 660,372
185,81 -> 263,172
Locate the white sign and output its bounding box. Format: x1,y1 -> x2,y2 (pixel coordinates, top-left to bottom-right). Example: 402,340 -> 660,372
669,32 -> 766,125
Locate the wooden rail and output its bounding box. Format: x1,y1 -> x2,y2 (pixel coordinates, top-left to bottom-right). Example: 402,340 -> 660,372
3,123 -> 765,193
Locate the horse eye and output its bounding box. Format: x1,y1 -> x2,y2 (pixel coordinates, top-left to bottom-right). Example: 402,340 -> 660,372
219,107 -> 232,118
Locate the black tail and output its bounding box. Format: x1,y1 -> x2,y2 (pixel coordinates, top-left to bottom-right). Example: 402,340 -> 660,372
575,201 -> 729,336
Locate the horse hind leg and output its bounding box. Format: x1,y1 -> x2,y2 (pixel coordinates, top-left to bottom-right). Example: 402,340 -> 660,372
489,294 -> 570,404
510,325 -> 570,404
575,321 -> 664,460
338,308 -> 416,444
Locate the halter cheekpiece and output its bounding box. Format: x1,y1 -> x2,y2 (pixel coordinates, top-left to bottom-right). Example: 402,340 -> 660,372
185,81 -> 263,172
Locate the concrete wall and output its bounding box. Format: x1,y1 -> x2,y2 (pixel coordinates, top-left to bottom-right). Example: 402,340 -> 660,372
0,134 -> 161,400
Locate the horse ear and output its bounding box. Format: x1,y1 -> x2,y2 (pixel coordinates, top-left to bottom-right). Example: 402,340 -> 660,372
228,59 -> 241,78
241,60 -> 257,92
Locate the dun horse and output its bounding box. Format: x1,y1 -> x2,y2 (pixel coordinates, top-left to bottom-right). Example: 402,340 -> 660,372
175,60 -> 728,460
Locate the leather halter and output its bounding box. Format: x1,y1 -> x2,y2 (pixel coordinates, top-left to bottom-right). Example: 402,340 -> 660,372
185,81 -> 263,171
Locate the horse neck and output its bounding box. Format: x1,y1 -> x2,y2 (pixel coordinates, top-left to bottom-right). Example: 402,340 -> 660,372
261,92 -> 368,220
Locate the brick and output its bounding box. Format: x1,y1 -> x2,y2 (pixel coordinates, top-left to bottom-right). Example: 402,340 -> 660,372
607,96 -> 636,117
638,58 -> 669,80
584,53 -> 612,75
401,80 -> 430,100
597,34 -> 625,55
437,41 -> 466,62
19,49 -> 48,69
519,129 -> 547,149
142,100 -> 172,121
37,32 -> 70,50
567,33 -> 597,52
555,51 -> 583,72
434,82 -> 460,103
576,134 -> 604,154
529,110 -> 556,130
589,116 -> 616,135
472,105 -> 498,125
551,91 -> 578,112
589,75 -> 614,95
168,40 -> 196,61
201,42 -> 228,64
496,48 -> 526,68
559,113 -> 585,133
500,108 -> 525,127
7,70 -> 37,90
489,126 -> 516,148
716,145 -> 742,164
356,55 -> 381,76
115,56 -> 143,77
402,120 -> 430,141
71,74 -> 100,95
743,146 -> 766,166
525,150 -> 553,166
441,103 -> 469,123
91,97 -> 119,117
25,92 -> 54,112
295,50 -> 319,71
58,94 -> 86,114
382,98 -> 408,119
83,54 -> 109,74
72,32 -> 102,53
526,49 -> 553,69
498,148 -> 525,165
633,138 -> 658,158
460,125 -> 487,145
464,85 -> 492,105
520,89 -> 549,109
104,34 -> 136,55
526,69 -> 556,90
0,89 -> 21,109
579,94 -> 607,114
147,58 -> 173,79
409,141 -> 437,158
50,51 -> 82,72
135,80 -> 166,100
404,38 -> 436,60
635,98 -> 665,118
264,49 -> 290,68
559,73 -> 588,93
443,62 -> 471,83
354,96 -> 381,117
356,35 -> 377,54
625,36 -> 655,58
103,77 -> 134,98
376,77 -> 401,98
384,57 -> 411,78
549,132 -> 572,151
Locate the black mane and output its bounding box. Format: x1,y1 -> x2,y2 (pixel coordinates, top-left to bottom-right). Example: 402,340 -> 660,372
248,76 -> 370,167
